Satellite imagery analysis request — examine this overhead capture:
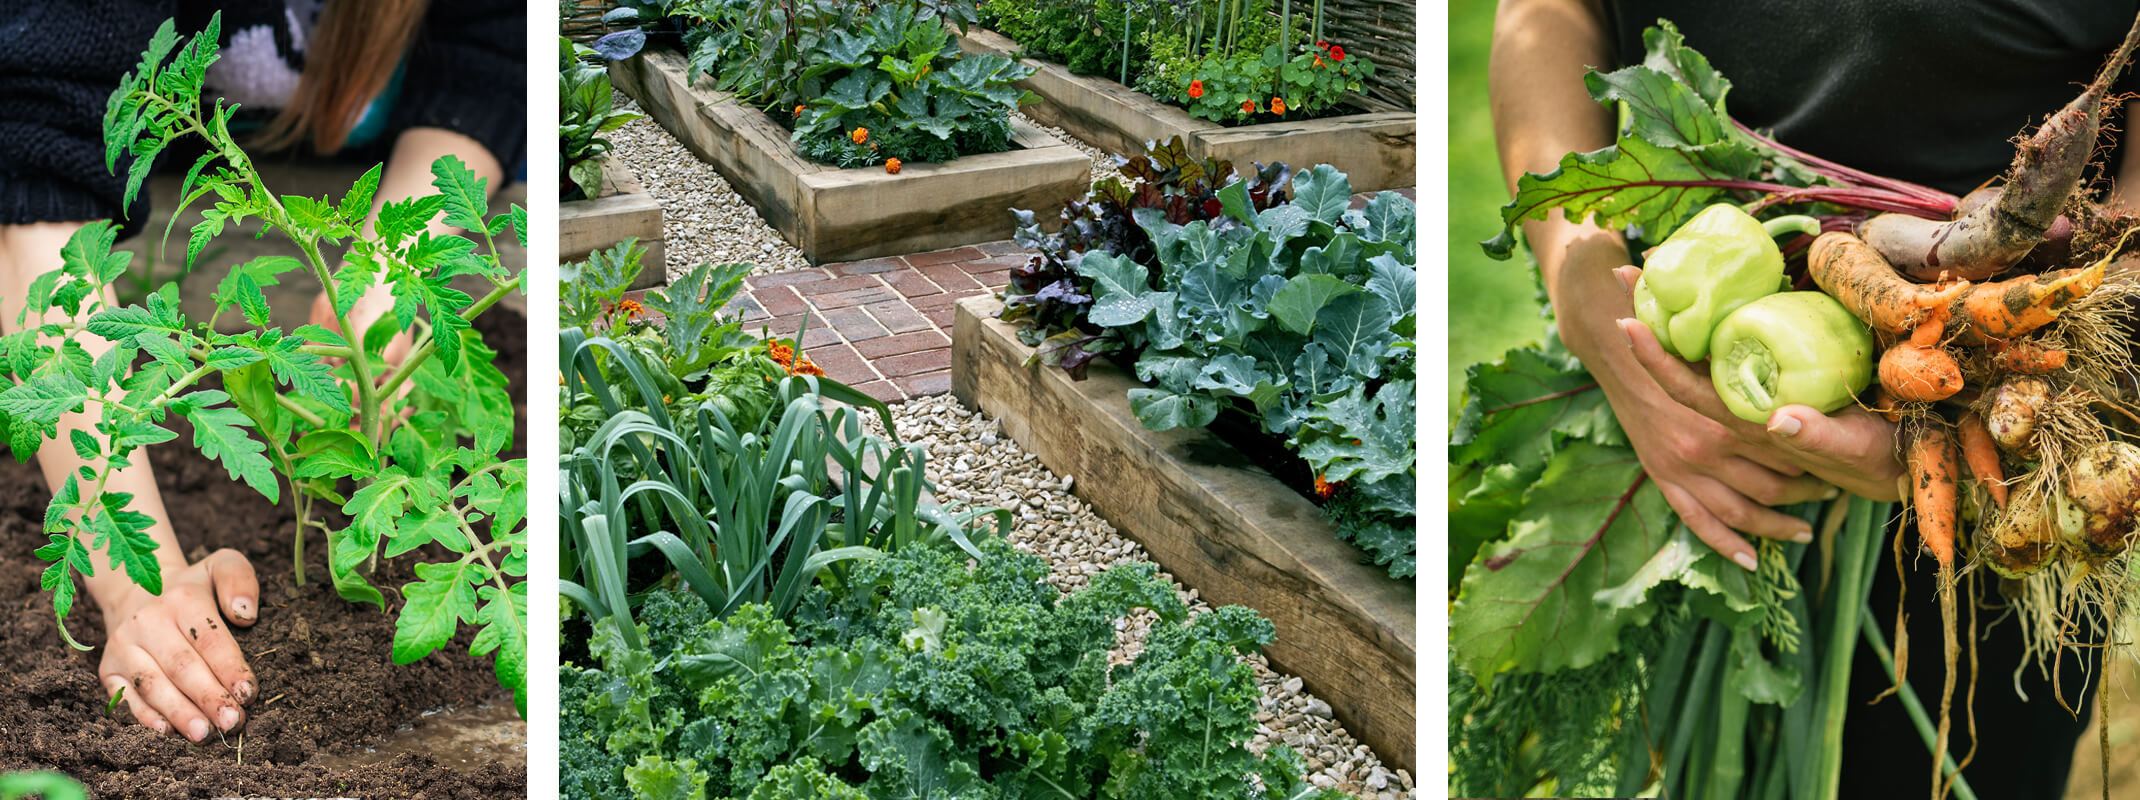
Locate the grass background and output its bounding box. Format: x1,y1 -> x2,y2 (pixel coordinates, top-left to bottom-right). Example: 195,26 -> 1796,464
1446,0 -> 1543,409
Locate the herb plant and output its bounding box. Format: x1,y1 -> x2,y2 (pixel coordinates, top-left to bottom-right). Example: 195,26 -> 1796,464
562,37 -> 646,201
562,536 -> 1344,799
1073,164 -> 1417,578
0,16 -> 528,709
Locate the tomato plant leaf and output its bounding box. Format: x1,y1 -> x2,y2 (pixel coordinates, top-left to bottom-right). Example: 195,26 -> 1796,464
392,560 -> 479,664
87,492 -> 163,596
430,154 -> 490,232
472,581 -> 528,715
183,405 -> 278,503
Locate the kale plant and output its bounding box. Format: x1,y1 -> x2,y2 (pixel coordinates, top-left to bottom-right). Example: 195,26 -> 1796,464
0,16 -> 527,708
1074,164 -> 1416,578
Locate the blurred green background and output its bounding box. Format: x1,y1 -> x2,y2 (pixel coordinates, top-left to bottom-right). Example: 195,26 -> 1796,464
1447,0 -> 1544,409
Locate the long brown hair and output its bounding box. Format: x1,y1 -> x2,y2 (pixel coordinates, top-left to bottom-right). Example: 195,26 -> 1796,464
256,0 -> 431,154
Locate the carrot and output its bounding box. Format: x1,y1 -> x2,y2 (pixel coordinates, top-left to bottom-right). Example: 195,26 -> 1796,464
1911,425 -> 1961,568
1989,338 -> 2068,374
1958,411 -> 2008,509
1880,341 -> 1964,401
1809,233 -> 2107,343
1867,384 -> 1904,422
1906,423 -> 1963,800
1859,14 -> 2140,282
1807,232 -> 1967,334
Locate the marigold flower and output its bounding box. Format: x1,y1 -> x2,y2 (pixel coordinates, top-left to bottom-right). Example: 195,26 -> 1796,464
795,105 -> 807,116
1188,79 -> 1205,99
1329,45 -> 1346,62
1241,99 -> 1256,114
767,340 -> 796,366
793,359 -> 825,377
1271,97 -> 1287,115
612,298 -> 646,320
886,157 -> 903,174
1313,474 -> 1341,499
851,127 -> 869,144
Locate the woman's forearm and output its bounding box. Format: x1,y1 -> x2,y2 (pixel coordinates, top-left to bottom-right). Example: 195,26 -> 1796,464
1489,0 -> 1643,374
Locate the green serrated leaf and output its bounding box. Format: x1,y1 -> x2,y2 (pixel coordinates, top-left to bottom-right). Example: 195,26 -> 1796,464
392,560 -> 478,664
183,405 -> 279,502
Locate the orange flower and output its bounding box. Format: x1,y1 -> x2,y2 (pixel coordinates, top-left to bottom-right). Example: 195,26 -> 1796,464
1241,99 -> 1256,114
793,359 -> 825,377
794,104 -> 807,116
1313,474 -> 1341,499
1271,97 -> 1287,115
851,127 -> 869,144
767,339 -> 796,367
1313,55 -> 1324,68
558,373 -> 566,386
1188,79 -> 1204,99
886,157 -> 902,174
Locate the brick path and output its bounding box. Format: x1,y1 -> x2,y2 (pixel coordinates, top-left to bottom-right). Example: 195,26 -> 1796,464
720,186 -> 1415,404
728,241 -> 1029,402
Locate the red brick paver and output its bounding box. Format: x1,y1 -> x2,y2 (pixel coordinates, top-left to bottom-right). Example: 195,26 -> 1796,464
712,244 -> 1021,401
689,186 -> 1412,402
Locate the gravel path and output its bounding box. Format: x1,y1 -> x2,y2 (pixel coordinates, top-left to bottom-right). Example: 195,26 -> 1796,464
606,99 -> 812,279
1014,110 -> 1123,186
867,395 -> 1416,800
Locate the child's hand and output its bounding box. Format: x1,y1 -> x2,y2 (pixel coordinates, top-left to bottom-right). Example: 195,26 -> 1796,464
98,549 -> 259,743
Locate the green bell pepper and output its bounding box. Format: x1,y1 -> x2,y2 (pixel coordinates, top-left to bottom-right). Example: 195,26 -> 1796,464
1633,205 -> 1818,362
1708,291 -> 1876,423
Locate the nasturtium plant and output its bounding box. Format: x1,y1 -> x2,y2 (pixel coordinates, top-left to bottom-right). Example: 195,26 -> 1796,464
1075,163 -> 1417,578
0,16 -> 528,710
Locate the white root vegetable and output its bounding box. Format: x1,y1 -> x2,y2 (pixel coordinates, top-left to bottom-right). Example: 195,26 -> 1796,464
2062,441 -> 2140,559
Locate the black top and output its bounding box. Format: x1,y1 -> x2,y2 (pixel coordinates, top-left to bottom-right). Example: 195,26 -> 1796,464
0,0 -> 524,236
1604,1 -> 2140,197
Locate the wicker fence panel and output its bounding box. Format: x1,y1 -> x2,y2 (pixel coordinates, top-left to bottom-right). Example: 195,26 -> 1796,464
1318,0 -> 1414,110
563,0 -> 612,45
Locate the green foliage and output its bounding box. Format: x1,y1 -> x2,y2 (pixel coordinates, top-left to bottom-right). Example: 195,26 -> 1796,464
562,537 -> 1342,799
1167,41 -> 1372,125
0,16 -> 527,708
0,772 -> 86,800
1002,137 -> 1291,377
979,0 -> 1140,79
562,37 -> 646,200
676,0 -> 1023,167
1073,163 -> 1417,578
556,246 -> 1006,654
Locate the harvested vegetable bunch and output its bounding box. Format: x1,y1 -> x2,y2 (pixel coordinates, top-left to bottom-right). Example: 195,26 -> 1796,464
1469,11 -> 2140,800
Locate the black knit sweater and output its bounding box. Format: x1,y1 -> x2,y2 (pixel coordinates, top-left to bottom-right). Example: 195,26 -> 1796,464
0,0 -> 524,236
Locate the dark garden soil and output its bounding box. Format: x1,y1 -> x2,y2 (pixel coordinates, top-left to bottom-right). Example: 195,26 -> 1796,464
0,308 -> 527,799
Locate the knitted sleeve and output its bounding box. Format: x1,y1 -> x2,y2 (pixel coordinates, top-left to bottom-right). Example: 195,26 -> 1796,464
391,0 -> 527,172
0,1 -> 174,236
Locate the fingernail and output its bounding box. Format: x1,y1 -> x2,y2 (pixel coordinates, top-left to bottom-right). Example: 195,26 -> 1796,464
219,707 -> 242,732
1767,414 -> 1802,438
235,681 -> 254,702
233,597 -> 254,621
1733,551 -> 1759,571
1615,318 -> 1637,347
1823,485 -> 1842,500
1793,529 -> 1814,544
186,718 -> 210,743
153,720 -> 169,735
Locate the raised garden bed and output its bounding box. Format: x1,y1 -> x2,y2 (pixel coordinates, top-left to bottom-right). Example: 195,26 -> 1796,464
949,294 -> 1416,773
609,47 -> 1092,263
0,308 -> 527,799
957,29 -> 1415,194
561,157 -> 665,289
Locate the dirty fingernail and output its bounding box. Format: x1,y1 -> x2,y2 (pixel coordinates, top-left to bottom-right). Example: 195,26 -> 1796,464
219,706 -> 243,731
233,597 -> 254,620
1733,551 -> 1759,571
235,681 -> 254,702
186,718 -> 210,743
1767,414 -> 1803,438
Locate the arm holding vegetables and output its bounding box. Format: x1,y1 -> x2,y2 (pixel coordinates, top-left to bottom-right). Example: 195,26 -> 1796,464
1490,0 -> 1899,571
0,222 -> 260,745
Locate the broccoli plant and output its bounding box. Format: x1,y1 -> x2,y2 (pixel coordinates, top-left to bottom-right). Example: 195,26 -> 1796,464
0,16 -> 528,710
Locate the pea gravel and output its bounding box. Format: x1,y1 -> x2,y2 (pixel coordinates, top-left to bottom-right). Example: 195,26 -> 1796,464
864,394 -> 1416,800
606,99 -> 812,279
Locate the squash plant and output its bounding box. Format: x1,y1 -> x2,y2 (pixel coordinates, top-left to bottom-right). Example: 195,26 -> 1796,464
0,16 -> 528,709
1074,164 -> 1416,578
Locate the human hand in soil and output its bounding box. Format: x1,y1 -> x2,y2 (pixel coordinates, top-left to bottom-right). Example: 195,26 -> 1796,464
99,550 -> 260,744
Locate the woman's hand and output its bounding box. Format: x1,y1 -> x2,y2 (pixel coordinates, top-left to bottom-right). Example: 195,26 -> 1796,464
1605,265 -> 1906,567
98,549 -> 260,743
